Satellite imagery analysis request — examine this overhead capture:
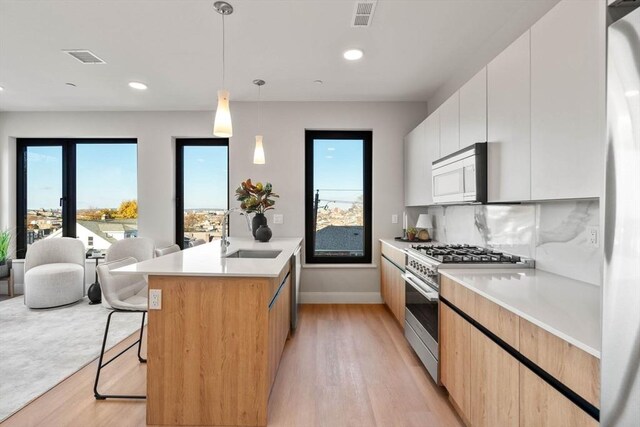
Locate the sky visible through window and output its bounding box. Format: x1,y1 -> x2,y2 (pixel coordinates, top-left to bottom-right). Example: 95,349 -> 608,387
27,144 -> 137,209
183,145 -> 228,210
313,139 -> 364,210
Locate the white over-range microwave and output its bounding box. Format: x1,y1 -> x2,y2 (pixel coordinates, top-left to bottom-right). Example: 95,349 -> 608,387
432,142 -> 487,204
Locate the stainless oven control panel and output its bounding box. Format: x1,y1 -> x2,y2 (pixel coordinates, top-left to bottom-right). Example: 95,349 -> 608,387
405,255 -> 439,291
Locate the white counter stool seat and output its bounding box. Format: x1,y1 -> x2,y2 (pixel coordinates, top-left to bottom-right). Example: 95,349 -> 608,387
24,238 -> 85,309
154,244 -> 180,257
191,238 -> 206,247
94,257 -> 148,400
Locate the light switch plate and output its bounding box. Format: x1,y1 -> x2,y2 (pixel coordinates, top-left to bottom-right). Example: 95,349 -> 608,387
391,214 -> 398,224
149,289 -> 162,310
273,214 -> 284,224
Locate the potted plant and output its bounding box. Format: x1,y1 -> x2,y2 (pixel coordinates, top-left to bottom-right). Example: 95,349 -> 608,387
235,179 -> 279,241
0,230 -> 11,278
406,227 -> 417,241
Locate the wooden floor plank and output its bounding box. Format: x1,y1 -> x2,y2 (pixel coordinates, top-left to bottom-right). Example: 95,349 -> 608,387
1,304 -> 462,427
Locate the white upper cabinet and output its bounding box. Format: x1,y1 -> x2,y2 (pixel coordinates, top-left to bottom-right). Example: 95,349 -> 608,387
530,0 -> 605,200
487,31 -> 531,203
424,111 -> 440,205
404,119 -> 427,206
404,112 -> 440,207
439,92 -> 460,157
459,67 -> 487,149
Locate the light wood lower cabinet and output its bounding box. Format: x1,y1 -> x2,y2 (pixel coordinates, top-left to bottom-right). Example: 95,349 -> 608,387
440,304 -> 471,422
268,274 -> 291,390
470,326 -> 519,427
440,277 -> 599,427
380,255 -> 405,326
520,365 -> 598,427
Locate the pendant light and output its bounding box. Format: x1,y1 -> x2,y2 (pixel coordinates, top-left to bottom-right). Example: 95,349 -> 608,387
253,79 -> 266,164
213,1 -> 233,137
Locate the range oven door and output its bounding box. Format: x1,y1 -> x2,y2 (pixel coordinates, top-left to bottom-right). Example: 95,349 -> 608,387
403,270 -> 439,382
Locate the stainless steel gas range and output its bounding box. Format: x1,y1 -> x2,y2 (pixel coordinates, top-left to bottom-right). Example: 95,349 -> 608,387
403,244 -> 534,383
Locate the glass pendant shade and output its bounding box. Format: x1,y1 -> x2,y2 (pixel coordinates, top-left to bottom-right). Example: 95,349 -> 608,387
253,135 -> 265,164
214,89 -> 233,137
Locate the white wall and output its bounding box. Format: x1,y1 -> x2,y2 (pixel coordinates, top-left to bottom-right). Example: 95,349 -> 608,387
0,102 -> 428,300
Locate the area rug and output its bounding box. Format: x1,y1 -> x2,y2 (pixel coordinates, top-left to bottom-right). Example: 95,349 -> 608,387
0,296 -> 144,421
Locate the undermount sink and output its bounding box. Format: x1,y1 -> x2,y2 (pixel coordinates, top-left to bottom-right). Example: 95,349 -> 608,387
224,249 -> 282,259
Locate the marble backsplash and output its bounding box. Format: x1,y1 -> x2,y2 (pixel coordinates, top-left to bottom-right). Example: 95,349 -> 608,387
419,200 -> 601,285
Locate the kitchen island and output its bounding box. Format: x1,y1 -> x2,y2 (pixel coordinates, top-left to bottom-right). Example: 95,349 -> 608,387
113,237 -> 302,427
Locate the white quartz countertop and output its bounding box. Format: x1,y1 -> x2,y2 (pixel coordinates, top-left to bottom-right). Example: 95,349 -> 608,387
112,237 -> 302,278
439,268 -> 602,358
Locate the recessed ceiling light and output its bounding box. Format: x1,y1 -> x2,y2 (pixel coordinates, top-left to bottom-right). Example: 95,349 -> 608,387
128,81 -> 148,90
625,89 -> 639,97
343,49 -> 364,61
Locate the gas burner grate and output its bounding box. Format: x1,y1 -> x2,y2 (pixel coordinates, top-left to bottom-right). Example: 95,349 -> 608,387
410,244 -> 522,264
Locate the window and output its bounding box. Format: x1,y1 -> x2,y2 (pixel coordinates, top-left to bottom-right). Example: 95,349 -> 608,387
305,130 -> 372,264
16,139 -> 137,258
176,138 -> 229,249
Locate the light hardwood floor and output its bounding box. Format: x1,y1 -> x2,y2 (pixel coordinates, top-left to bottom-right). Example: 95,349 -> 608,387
1,304 -> 463,427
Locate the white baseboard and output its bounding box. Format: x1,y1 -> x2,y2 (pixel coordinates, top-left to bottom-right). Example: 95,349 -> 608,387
300,291 -> 383,304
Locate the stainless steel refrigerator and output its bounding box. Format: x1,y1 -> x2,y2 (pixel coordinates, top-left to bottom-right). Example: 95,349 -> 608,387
602,3 -> 640,426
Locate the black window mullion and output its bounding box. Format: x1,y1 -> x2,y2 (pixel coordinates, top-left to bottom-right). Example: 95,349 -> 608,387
15,141 -> 28,259
62,140 -> 77,239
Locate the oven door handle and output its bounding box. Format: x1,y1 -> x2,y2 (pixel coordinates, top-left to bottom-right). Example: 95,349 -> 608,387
402,273 -> 439,302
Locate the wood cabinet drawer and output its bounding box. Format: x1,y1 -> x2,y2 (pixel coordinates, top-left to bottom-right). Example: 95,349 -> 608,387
440,275 -> 475,317
519,318 -> 600,408
474,293 -> 519,350
380,242 -> 405,269
520,364 -> 598,427
380,255 -> 405,326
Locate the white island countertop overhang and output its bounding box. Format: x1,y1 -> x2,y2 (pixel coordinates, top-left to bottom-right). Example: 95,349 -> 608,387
111,237 -> 302,278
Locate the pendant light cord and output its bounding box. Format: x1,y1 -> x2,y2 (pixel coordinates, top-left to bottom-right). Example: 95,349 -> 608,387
259,84 -> 262,130
222,14 -> 226,88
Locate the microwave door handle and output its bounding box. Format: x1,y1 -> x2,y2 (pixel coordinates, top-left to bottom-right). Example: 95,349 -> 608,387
401,273 -> 439,302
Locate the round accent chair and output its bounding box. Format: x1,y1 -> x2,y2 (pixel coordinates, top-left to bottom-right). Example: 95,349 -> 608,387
24,237 -> 85,309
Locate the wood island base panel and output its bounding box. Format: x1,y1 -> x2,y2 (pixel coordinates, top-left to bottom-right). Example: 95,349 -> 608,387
146,266 -> 291,426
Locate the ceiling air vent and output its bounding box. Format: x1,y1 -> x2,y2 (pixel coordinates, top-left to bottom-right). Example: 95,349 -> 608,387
63,50 -> 106,64
351,1 -> 377,28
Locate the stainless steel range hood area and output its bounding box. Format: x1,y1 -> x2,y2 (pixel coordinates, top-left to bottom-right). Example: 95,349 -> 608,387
431,142 -> 488,205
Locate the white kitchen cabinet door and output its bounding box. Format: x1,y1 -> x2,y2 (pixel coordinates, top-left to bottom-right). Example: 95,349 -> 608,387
404,120 -> 427,206
439,92 -> 460,157
460,67 -> 487,149
530,0 -> 605,200
487,31 -> 531,202
423,111 -> 440,206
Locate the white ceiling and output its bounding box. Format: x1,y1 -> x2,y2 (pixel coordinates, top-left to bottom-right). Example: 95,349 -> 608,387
0,0 -> 558,111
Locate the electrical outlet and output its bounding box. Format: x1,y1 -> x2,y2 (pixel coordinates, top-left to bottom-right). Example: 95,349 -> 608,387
391,214 -> 398,224
586,226 -> 599,248
149,289 -> 162,310
273,214 -> 284,224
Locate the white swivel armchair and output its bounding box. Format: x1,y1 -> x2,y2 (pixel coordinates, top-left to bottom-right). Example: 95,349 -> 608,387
94,257 -> 147,400
24,237 -> 85,309
154,244 -> 180,257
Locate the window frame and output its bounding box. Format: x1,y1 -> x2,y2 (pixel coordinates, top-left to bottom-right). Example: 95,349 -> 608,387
304,130 -> 373,264
16,138 -> 137,259
175,138 -> 230,249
